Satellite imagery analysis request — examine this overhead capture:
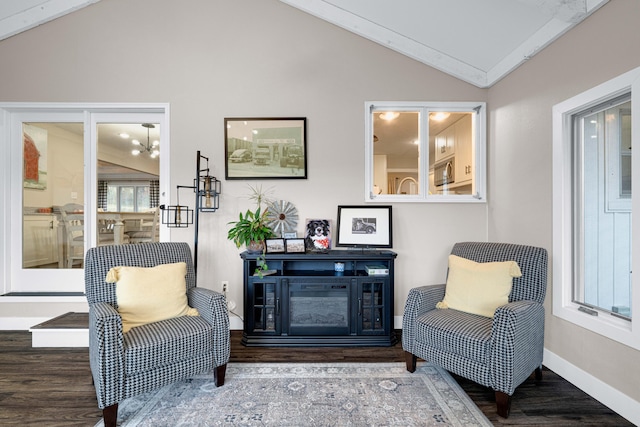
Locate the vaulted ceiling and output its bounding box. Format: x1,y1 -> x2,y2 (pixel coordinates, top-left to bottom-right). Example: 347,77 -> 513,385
0,0 -> 609,88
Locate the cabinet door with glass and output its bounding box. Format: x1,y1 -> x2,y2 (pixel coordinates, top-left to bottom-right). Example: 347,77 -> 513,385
356,278 -> 390,336
246,277 -> 281,335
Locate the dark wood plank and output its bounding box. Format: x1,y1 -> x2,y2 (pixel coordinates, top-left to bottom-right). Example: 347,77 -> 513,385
0,330 -> 633,426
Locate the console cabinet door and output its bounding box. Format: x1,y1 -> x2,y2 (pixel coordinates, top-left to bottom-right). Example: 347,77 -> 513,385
356,278 -> 390,335
246,277 -> 281,335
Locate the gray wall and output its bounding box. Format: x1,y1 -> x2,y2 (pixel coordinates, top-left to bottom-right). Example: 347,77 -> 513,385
487,0 -> 640,403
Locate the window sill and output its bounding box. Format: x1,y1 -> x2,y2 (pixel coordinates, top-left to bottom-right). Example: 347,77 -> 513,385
553,304 -> 639,351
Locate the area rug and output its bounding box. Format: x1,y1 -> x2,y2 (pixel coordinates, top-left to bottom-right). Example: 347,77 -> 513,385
94,362 -> 492,426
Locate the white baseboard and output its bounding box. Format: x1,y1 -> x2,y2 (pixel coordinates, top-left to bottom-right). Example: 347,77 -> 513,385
543,348 -> 639,426
394,315 -> 403,330
229,315 -> 243,330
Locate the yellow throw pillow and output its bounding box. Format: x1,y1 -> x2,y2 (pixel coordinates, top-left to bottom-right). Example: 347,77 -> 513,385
106,262 -> 199,333
436,254 -> 522,318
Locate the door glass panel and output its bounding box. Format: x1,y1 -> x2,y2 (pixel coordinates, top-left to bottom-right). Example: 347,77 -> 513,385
96,122 -> 160,246
22,122 -> 84,269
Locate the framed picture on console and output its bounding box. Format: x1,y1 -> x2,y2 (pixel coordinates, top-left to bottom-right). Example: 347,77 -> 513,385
224,117 -> 307,180
336,205 -> 392,248
285,238 -> 305,253
265,238 -> 285,253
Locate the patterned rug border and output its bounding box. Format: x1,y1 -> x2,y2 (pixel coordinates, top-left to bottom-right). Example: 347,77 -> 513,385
95,362 -> 492,427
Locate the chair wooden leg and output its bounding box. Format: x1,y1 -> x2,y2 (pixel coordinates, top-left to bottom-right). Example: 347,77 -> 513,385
535,366 -> 543,382
214,363 -> 227,387
495,391 -> 512,418
102,403 -> 118,427
404,351 -> 417,373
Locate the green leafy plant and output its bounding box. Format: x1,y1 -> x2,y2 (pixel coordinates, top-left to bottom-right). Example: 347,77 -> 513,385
227,185 -> 276,276
227,207 -> 274,250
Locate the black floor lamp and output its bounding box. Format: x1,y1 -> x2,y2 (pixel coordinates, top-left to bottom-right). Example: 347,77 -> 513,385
160,151 -> 221,275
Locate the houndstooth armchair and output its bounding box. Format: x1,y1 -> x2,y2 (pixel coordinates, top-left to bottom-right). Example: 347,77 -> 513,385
85,242 -> 230,427
402,242 -> 547,417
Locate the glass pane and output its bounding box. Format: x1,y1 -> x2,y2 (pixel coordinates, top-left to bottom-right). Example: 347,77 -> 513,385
372,111 -> 419,195
254,308 -> 264,330
137,186 -> 150,210
22,122 -> 84,269
620,108 -> 631,197
429,112 -> 474,195
96,122 -> 160,212
106,186 -> 118,211
574,98 -> 632,319
119,187 -> 135,212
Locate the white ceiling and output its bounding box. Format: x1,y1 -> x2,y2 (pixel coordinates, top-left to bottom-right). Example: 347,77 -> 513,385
0,0 -> 608,88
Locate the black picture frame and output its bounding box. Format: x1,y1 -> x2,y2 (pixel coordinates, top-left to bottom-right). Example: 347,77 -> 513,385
265,238 -> 285,253
285,238 -> 305,253
224,117 -> 307,180
336,205 -> 392,248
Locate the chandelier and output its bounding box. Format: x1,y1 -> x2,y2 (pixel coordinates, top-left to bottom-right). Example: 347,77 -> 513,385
131,123 -> 160,158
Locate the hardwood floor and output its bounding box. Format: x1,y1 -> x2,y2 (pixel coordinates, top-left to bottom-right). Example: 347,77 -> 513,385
0,330 -> 632,426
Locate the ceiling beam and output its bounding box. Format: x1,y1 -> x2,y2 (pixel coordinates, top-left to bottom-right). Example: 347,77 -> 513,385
0,0 -> 100,42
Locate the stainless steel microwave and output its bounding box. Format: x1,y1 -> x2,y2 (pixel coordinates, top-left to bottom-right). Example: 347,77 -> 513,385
434,159 -> 454,187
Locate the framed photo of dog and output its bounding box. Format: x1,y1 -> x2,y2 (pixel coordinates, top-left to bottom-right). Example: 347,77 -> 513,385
304,219 -> 331,252
336,205 -> 392,248
224,117 -> 307,180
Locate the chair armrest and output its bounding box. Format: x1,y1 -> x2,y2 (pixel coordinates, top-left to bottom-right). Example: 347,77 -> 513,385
188,287 -> 230,366
402,284 -> 446,353
88,302 -> 124,409
490,300 -> 545,395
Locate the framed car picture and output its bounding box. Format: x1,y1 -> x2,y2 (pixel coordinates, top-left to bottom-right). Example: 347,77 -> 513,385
336,205 -> 392,248
224,117 -> 307,180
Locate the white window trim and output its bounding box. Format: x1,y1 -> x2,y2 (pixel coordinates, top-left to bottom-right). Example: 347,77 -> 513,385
552,67 -> 640,350
364,101 -> 486,203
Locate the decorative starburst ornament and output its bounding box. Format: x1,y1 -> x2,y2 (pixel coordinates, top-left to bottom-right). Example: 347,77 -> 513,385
265,200 -> 298,237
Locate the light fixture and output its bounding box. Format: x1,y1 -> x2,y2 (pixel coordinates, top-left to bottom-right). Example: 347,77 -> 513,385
430,112 -> 451,122
160,151 -> 221,275
131,123 -> 160,158
379,112 -> 400,121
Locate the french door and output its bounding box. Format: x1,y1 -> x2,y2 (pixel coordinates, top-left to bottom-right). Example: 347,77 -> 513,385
2,104 -> 169,293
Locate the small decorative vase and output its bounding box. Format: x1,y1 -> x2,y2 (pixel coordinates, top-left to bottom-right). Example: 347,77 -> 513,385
246,240 -> 264,254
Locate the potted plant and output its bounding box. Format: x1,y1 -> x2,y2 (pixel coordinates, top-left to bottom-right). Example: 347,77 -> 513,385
227,206 -> 274,254
227,185 -> 276,275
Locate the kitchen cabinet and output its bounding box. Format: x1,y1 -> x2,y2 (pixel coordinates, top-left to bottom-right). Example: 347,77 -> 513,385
241,250 -> 397,347
435,125 -> 455,162
434,116 -> 473,188
454,117 -> 473,186
23,214 -> 59,268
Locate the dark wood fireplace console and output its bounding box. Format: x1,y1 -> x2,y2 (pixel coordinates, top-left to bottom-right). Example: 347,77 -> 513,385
240,250 -> 397,347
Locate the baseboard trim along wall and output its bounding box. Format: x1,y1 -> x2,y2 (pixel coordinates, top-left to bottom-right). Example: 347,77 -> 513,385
543,349 -> 639,426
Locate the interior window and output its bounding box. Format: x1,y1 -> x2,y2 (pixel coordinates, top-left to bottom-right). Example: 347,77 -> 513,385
365,102 -> 486,202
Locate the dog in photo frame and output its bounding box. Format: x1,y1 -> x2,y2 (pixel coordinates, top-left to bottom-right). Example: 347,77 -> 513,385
304,219 -> 331,252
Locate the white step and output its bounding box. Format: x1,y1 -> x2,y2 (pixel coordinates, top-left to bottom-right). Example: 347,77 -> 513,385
29,312 -> 89,348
